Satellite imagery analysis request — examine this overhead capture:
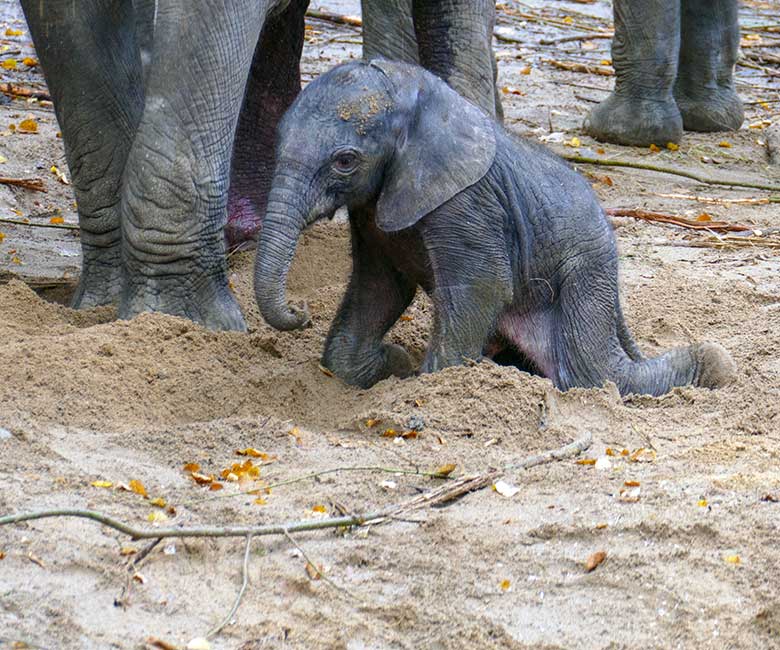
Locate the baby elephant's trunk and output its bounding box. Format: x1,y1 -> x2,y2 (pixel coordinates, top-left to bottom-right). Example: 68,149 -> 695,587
254,176 -> 311,331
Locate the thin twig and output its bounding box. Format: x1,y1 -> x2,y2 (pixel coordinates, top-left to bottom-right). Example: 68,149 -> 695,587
0,177 -> 46,192
115,538 -> 162,608
649,192 -> 780,205
283,529 -> 352,598
206,535 -> 253,639
539,32 -> 613,45
544,59 -> 614,76
0,82 -> 51,101
561,154 -> 780,192
0,217 -> 78,230
0,433 -> 592,540
605,208 -> 752,233
305,9 -> 362,27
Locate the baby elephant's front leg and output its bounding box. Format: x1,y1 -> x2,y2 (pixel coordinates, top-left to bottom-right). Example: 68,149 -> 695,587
322,254 -> 416,389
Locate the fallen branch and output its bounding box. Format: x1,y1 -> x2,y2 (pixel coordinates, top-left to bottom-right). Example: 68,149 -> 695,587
539,32 -> 612,45
0,177 -> 46,192
0,432 -> 592,540
305,9 -> 362,27
0,216 -> 78,230
562,154 -> 780,192
0,82 -> 51,101
544,58 -> 613,76
738,58 -> 780,77
206,535 -> 252,639
681,234 -> 780,251
605,208 -> 752,233
649,192 -> 780,205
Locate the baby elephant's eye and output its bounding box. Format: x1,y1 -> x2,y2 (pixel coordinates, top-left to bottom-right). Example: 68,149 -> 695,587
332,151 -> 359,173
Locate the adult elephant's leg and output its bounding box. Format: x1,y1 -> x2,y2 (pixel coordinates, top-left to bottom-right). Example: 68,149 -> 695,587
412,0 -> 500,119
362,0 -> 418,64
20,0 -> 143,308
321,220 -> 417,389
583,0 -> 683,146
120,0 -> 267,331
226,0 -> 309,250
674,0 -> 743,132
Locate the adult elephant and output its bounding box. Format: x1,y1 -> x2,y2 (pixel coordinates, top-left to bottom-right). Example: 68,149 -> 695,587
22,0 -> 499,331
584,0 -> 743,146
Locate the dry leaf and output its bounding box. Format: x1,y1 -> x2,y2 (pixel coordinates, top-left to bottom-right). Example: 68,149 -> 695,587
147,638 -> 179,650
22,57 -> 37,67
649,143 -> 661,153
183,462 -> 200,473
312,504 -> 327,513
666,142 -> 679,151
696,213 -> 712,222
493,480 -> 520,498
624,480 -> 640,487
629,448 -> 656,463
595,523 -> 608,530
760,493 -> 778,502
18,118 -> 37,133
27,553 -> 45,568
0,232 -> 5,243
305,561 -> 323,580
434,463 -> 457,478
563,15 -> 574,24
129,479 -> 148,497
576,458 -> 596,465
208,482 -> 223,491
253,497 -> 267,505
618,486 -> 641,503
585,550 -> 607,572
596,147 -> 605,155
190,471 -> 215,485
1,59 -> 17,70
4,28 -> 23,36
718,141 -> 732,148
365,418 -> 381,428
318,364 -> 334,377
399,314 -> 414,321
698,499 -> 708,507
565,136 -> 581,148
150,497 -> 166,508
91,480 -> 113,488
0,550 -> 5,560
147,511 -> 168,523
499,579 -> 511,591
236,447 -> 269,459
49,216 -> 65,224
724,554 -> 741,565
381,428 -> 398,438
119,546 -> 137,556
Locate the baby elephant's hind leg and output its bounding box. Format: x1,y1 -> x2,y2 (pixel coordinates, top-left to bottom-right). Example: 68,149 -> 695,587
548,275 -> 735,396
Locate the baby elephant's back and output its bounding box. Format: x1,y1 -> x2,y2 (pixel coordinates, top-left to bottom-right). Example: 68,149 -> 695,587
496,131 -> 617,281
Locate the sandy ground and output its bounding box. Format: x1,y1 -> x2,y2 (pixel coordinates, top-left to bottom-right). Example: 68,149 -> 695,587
1,1 -> 780,649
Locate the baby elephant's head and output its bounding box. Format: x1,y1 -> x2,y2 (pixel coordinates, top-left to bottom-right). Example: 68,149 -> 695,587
255,59 -> 496,331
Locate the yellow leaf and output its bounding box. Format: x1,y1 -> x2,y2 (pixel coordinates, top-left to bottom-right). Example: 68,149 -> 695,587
365,418 -> 381,428
10,256 -> 21,265
605,447 -> 616,456
499,579 -> 511,591
576,458 -> 596,465
600,59 -> 612,66
719,141 -> 732,148
624,480 -> 641,487
759,101 -> 770,110
22,57 -> 37,67
253,497 -> 267,505
183,462 -> 200,472
19,119 -> 38,133
4,28 -> 23,37
696,213 -> 712,222
129,479 -> 148,497
1,59 -> 17,70
47,216 -> 64,224
565,136 -> 581,148
190,471 -> 215,485
649,143 -> 661,153
0,232 -> 4,243
147,511 -> 168,523
433,463 -> 457,478
399,314 -> 414,321
520,66 -> 532,75
698,499 -> 708,507
236,447 -> 268,459
666,142 -> 679,151
724,554 -> 741,565
150,497 -> 166,508
585,550 -> 607,572
312,504 -> 327,513
91,480 -> 113,488
563,15 -> 574,24
208,482 -> 223,491
381,428 -> 398,438
119,546 -> 137,556
596,147 -> 605,155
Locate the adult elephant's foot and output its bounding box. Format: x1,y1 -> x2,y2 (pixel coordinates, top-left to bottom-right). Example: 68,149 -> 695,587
119,271 -> 246,331
70,244 -> 123,309
674,87 -> 744,133
583,93 -> 683,146
691,342 -> 737,389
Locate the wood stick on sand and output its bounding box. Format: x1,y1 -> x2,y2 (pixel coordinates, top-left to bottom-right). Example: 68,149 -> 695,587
605,208 -> 752,233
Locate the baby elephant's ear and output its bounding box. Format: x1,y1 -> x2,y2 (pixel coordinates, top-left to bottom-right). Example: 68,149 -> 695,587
372,61 -> 497,233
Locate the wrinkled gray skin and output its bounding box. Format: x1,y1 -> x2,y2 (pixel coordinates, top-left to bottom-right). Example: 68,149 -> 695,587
21,0 -> 499,331
584,0 -> 743,146
255,61 -> 737,396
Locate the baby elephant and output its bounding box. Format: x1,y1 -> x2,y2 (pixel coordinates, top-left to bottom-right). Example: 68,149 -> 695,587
254,60 -> 736,396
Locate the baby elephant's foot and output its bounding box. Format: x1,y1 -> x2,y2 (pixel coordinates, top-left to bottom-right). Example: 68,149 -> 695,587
674,88 -> 744,133
583,93 -> 683,146
692,342 -> 737,389
323,342 -> 414,389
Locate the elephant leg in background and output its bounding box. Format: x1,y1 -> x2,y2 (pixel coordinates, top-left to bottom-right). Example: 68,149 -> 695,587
120,0 -> 267,331
361,0 -> 419,64
226,0 -> 309,250
412,0 -> 500,119
132,0 -> 156,82
583,0 -> 683,146
674,0 -> 743,132
321,220 -> 417,389
20,0 -> 144,309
